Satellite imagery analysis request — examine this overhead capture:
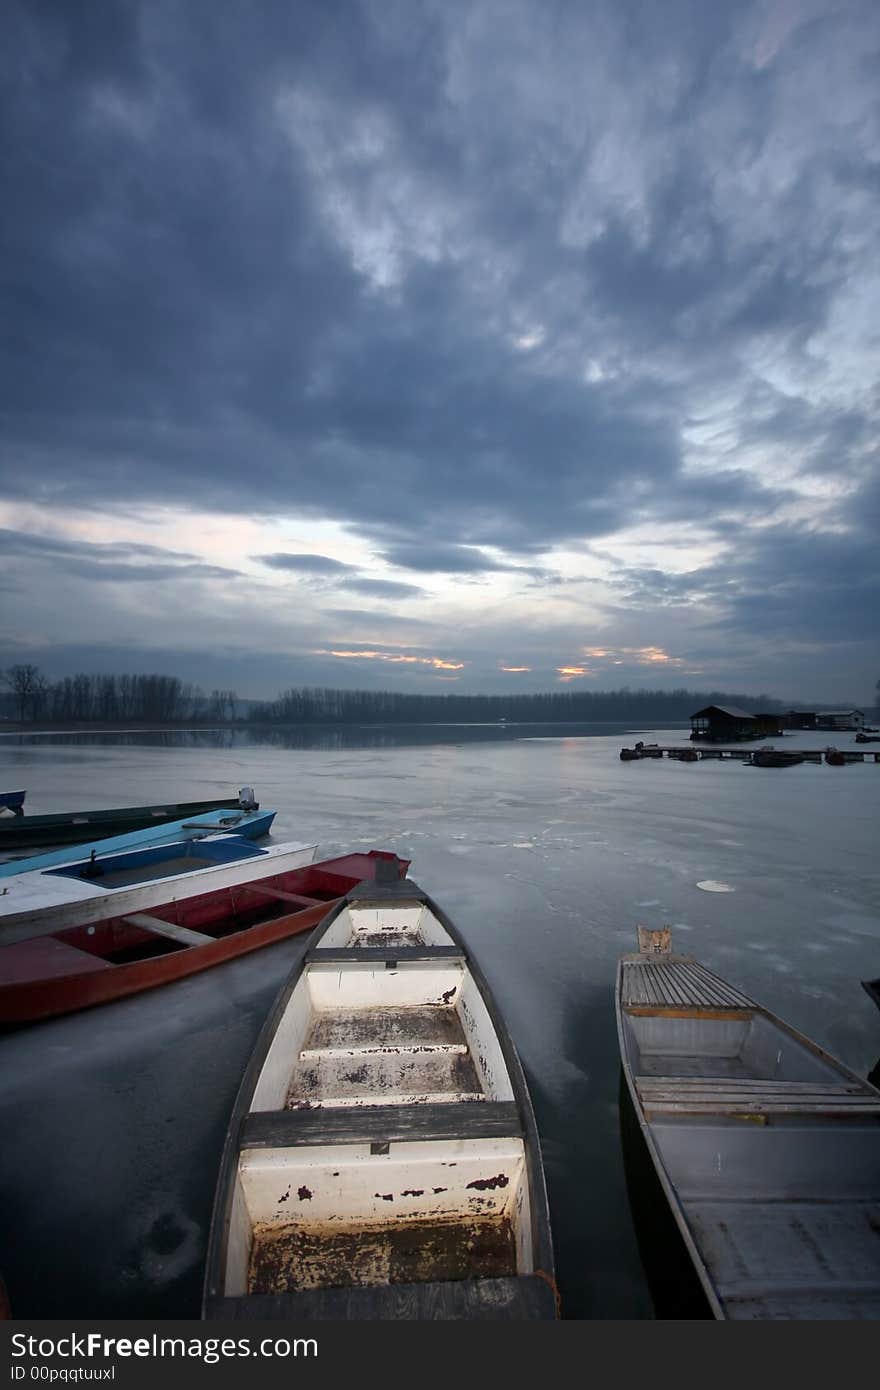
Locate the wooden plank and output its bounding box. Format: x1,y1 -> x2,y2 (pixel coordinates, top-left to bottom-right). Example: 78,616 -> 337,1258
622,958 -> 753,1010
206,1274 -> 557,1320
307,945 -> 465,964
120,913 -> 215,948
645,1098 -> 880,1115
237,885 -> 325,907
638,1077 -> 868,1094
641,1089 -> 873,1103
240,1100 -> 523,1148
624,1006 -> 753,1021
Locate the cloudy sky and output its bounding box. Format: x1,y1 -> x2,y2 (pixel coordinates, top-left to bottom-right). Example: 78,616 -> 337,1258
2,0 -> 878,703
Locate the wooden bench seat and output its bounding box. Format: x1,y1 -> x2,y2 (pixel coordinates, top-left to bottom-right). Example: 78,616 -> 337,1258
120,913 -> 215,948
637,1075 -> 880,1116
206,1273 -> 556,1320
240,1100 -> 522,1149
306,945 -> 464,964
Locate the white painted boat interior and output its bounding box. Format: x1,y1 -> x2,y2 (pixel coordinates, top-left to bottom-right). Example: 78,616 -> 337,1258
224,1137 -> 532,1296
251,960 -> 515,1111
225,895 -> 534,1299
315,900 -> 455,949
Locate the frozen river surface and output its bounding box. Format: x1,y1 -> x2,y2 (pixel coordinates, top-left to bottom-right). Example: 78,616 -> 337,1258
1,724 -> 878,1318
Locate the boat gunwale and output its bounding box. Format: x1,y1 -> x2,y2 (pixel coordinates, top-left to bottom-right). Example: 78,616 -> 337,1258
202,877 -> 556,1316
0,796 -> 244,849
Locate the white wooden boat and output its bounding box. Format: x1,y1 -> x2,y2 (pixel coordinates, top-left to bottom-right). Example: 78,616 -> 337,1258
0,836 -> 317,947
617,929 -> 880,1319
203,872 -> 557,1319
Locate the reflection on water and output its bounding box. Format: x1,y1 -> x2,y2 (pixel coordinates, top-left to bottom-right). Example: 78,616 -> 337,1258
5,720 -> 678,753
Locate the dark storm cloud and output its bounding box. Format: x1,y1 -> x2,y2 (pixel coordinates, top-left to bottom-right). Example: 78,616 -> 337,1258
338,577 -> 424,598
379,542 -> 547,578
0,529 -> 198,563
256,553 -> 357,574
381,543 -> 512,573
0,527 -> 238,581
1,0 -> 878,695
608,525 -> 880,645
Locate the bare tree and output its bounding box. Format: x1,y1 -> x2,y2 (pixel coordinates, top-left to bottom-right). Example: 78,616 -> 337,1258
2,664 -> 46,721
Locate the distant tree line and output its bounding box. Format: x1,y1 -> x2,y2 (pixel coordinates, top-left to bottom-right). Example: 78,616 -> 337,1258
246,685 -> 788,725
3,665 -> 872,727
0,665 -> 237,724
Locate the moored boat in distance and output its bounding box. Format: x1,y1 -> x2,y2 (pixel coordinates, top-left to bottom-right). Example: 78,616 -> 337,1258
0,805 -> 276,879
0,851 -> 406,1025
203,870 -> 557,1320
0,791 -> 25,817
0,790 -> 253,851
0,835 -> 317,946
617,928 -> 880,1319
749,746 -> 805,768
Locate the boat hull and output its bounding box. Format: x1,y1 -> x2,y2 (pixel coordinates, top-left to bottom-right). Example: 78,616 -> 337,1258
203,877 -> 556,1320
616,947 -> 880,1320
0,796 -> 244,850
0,837 -> 317,945
0,852 -> 405,1024
0,808 -> 276,879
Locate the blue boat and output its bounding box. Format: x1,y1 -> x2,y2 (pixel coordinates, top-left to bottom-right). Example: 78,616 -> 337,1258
0,806 -> 276,879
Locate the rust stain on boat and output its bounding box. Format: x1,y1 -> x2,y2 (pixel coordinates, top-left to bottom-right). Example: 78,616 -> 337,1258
248,1215 -> 517,1294
467,1174 -> 509,1191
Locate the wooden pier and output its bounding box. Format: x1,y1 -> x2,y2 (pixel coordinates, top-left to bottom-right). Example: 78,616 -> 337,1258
620,745 -> 880,764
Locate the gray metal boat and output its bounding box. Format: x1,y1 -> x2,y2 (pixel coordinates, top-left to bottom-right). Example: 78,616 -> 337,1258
617,928 -> 880,1319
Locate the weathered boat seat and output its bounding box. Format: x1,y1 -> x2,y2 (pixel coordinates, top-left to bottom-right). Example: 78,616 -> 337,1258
637,1075 -> 880,1116
306,945 -> 465,963
284,1001 -> 485,1108
206,1274 -> 558,1320
121,913 -> 215,947
241,1100 -> 522,1148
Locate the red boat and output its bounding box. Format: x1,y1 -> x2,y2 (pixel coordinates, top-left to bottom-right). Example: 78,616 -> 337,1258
0,850 -> 408,1025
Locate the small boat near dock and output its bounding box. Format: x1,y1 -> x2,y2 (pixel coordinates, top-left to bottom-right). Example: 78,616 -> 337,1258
0,791 -> 25,817
0,851 -> 405,1024
0,805 -> 276,879
0,791 -> 251,851
203,870 -> 557,1320
617,928 -> 880,1319
0,835 -> 317,946
748,747 -> 805,768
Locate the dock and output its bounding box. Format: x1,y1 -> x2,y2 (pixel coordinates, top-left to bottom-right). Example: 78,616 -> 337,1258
620,746 -> 880,764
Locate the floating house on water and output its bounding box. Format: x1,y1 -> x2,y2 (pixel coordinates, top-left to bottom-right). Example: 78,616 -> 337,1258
689,705 -> 782,742
787,709 -> 865,731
